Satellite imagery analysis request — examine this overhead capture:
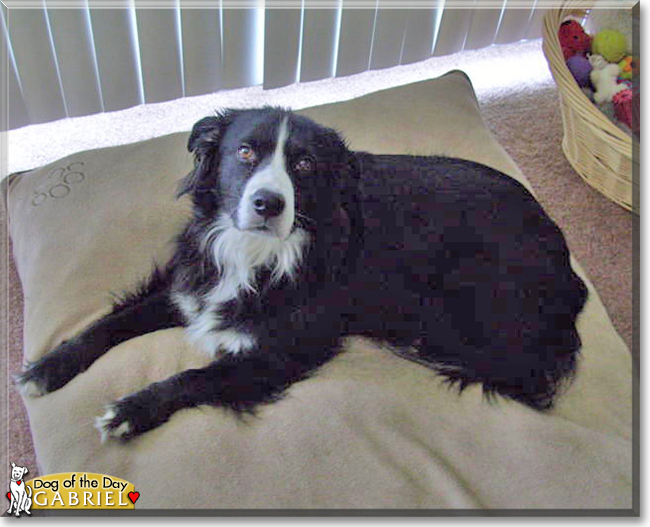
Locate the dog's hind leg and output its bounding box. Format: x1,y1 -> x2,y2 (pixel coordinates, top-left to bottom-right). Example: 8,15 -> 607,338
16,269 -> 183,397
391,297 -> 583,411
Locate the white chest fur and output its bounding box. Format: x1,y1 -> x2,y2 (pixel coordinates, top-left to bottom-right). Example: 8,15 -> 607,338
173,223 -> 309,358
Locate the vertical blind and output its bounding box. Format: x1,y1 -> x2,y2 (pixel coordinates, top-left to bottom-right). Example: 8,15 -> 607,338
1,0 -> 548,131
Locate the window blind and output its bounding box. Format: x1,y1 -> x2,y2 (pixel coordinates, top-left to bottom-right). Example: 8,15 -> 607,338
1,0 -> 554,131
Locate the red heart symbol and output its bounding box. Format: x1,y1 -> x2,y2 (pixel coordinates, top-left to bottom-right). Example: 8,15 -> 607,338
128,491 -> 139,504
17,481 -> 21,486
6,492 -> 10,500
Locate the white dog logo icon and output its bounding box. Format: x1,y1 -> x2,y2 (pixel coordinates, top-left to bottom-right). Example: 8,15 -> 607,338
7,462 -> 32,517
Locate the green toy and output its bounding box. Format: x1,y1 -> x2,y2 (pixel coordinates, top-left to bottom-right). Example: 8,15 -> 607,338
592,29 -> 628,63
618,56 -> 634,80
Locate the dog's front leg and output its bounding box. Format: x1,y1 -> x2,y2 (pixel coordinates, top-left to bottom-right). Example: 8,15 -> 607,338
16,289 -> 182,397
9,490 -> 21,516
96,302 -> 347,442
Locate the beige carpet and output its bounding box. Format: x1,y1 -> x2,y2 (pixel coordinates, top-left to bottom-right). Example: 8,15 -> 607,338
2,39 -> 634,485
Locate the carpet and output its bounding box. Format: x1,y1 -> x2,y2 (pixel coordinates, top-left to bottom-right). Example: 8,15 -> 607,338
2,39 -> 634,485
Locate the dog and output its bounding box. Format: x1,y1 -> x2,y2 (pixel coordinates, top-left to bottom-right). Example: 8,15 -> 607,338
8,463 -> 32,516
16,107 -> 588,442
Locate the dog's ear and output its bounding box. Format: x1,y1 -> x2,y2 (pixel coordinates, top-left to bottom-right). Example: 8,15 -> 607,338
187,116 -> 221,154
177,110 -> 239,199
11,462 -> 15,468
176,157 -> 214,199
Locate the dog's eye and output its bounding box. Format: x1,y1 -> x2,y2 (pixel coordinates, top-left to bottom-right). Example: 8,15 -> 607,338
294,156 -> 315,174
237,144 -> 256,163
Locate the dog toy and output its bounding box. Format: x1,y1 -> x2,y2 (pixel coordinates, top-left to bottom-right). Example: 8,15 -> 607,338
618,79 -> 633,91
566,55 -> 592,87
591,29 -> 627,63
613,89 -> 633,129
588,53 -> 608,70
589,54 -> 626,105
618,55 -> 634,80
558,20 -> 592,60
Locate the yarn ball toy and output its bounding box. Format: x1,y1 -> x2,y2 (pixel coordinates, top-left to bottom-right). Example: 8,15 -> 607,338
590,61 -> 626,105
558,20 -> 592,60
591,29 -> 627,63
566,55 -> 592,87
618,55 -> 634,80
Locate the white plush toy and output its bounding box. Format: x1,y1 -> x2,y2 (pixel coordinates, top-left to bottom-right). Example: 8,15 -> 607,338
588,54 -> 626,105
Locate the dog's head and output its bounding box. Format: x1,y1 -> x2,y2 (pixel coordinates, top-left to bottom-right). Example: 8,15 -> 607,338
180,108 -> 361,242
10,463 -> 27,481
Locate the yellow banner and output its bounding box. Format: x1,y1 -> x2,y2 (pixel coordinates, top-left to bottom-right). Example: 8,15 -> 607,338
22,473 -> 138,510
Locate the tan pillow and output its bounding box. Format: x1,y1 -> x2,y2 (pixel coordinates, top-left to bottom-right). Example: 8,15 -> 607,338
5,71 -> 632,510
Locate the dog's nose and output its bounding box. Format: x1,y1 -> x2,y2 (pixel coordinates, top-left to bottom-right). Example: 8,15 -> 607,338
251,189 -> 285,219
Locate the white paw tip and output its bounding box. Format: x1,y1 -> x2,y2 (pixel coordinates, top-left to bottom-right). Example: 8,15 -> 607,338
14,375 -> 46,398
94,406 -> 131,443
94,408 -> 115,443
112,420 -> 132,438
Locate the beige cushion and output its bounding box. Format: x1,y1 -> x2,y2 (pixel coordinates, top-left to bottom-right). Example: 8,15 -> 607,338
5,71 -> 632,509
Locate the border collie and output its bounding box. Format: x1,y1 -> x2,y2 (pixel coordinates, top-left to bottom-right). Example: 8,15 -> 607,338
17,107 -> 588,442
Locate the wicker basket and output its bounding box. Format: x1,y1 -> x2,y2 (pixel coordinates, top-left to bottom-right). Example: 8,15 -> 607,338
542,2 -> 637,214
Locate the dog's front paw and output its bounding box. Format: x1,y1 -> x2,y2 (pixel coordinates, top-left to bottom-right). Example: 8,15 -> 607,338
14,364 -> 49,398
14,358 -> 66,398
95,390 -> 173,443
94,402 -> 135,443
14,340 -> 86,398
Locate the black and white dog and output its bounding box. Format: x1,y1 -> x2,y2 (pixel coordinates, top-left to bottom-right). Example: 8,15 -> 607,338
17,108 -> 588,442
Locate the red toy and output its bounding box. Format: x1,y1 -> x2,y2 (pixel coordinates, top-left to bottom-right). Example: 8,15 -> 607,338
558,20 -> 592,61
613,89 -> 634,130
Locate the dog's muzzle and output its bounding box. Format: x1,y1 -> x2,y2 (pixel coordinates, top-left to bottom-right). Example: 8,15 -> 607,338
236,182 -> 294,238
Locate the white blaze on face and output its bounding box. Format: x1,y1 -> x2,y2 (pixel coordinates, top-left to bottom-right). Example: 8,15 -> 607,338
237,117 -> 295,239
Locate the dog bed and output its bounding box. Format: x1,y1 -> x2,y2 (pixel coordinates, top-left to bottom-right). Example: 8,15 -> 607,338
4,71 -> 632,510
